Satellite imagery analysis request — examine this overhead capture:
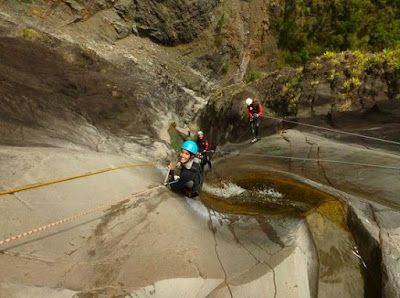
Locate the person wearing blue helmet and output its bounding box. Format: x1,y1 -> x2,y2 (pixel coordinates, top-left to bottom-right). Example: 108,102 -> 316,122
167,140 -> 203,198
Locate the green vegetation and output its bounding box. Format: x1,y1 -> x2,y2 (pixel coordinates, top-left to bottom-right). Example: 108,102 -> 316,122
214,14 -> 226,48
266,70 -> 303,116
214,35 -> 223,48
16,28 -> 41,40
168,123 -> 185,154
230,48 -> 240,59
221,62 -> 230,74
280,71 -> 303,115
338,98 -> 352,112
273,0 -> 400,64
320,49 -> 399,111
342,77 -> 361,92
268,47 -> 400,115
244,71 -> 266,84
215,14 -> 225,34
327,69 -> 341,81
374,49 -> 400,69
310,62 -> 322,70
211,88 -> 223,99
324,52 -> 338,60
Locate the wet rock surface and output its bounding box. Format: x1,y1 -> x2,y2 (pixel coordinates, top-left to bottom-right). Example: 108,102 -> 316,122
2,135 -> 393,297
210,129 -> 400,297
0,18 -> 210,161
0,147 -> 313,297
0,1 -> 399,297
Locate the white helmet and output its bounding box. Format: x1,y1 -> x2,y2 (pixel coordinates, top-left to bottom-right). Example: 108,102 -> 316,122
198,130 -> 203,136
246,98 -> 253,106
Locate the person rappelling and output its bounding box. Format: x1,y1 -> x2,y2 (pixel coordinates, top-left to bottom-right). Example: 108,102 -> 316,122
167,140 -> 203,198
246,97 -> 263,143
196,130 -> 212,172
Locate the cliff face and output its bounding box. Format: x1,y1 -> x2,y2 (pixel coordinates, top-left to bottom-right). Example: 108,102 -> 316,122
1,2 -> 400,298
0,21 -> 206,160
0,26 -> 160,154
0,0 -> 225,159
0,0 -> 282,156
1,0 -> 399,151
135,0 -> 219,44
201,50 -> 400,147
1,0 -> 218,44
1,0 -> 281,80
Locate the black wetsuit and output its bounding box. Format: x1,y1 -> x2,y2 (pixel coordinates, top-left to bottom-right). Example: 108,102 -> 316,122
196,138 -> 212,170
248,103 -> 262,139
168,160 -> 202,197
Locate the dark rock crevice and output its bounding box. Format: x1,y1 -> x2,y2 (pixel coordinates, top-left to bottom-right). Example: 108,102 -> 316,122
302,135 -> 315,175
346,203 -> 382,298
315,146 -> 334,187
134,0 -> 219,45
304,220 -> 320,298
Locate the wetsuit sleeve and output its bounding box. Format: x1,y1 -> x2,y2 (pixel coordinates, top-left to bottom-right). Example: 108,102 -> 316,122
259,104 -> 263,116
168,169 -> 175,183
247,107 -> 253,118
169,168 -> 193,191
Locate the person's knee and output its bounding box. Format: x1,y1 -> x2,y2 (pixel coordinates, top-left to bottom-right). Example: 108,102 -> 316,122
185,181 -> 194,189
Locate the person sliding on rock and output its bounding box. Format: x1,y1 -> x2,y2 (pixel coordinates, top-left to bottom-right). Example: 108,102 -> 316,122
196,130 -> 212,172
246,97 -> 263,143
167,140 -> 203,198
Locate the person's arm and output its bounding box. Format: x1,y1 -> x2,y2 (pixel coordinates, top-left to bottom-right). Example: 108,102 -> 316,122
168,168 -> 175,183
168,163 -> 178,183
258,104 -> 263,116
204,140 -> 209,151
247,107 -> 253,118
169,168 -> 192,191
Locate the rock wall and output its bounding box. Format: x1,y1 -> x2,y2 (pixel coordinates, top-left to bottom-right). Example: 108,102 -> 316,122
1,0 -> 218,44
200,51 -> 400,147
135,0 -> 219,44
0,22 -> 203,160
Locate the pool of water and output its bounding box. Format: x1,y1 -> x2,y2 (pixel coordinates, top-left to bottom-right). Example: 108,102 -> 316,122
197,170 -> 373,297
200,172 -> 338,217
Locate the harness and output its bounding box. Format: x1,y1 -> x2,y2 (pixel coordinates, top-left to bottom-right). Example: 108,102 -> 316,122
190,159 -> 203,192
248,103 -> 261,115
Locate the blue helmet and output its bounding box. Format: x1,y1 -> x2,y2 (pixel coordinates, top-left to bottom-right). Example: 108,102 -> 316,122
181,140 -> 198,155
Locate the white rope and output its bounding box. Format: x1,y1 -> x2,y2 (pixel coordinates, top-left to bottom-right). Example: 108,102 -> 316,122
219,151 -> 400,171
260,115 -> 400,146
0,185 -> 164,247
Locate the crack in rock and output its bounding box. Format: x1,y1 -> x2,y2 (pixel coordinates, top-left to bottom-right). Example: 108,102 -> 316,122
207,209 -> 233,298
56,261 -> 79,288
188,259 -> 205,279
316,146 -> 334,187
229,224 -> 277,298
303,136 -> 315,175
280,134 -> 292,170
303,133 -> 334,187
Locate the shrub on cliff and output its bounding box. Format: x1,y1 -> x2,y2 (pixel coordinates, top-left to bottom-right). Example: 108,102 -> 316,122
273,0 -> 400,64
